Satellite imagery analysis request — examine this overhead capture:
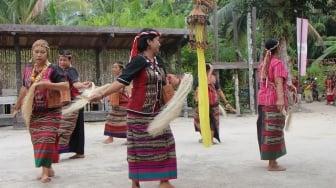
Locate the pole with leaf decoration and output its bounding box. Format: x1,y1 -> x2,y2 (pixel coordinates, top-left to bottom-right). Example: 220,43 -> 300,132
187,0 -> 214,147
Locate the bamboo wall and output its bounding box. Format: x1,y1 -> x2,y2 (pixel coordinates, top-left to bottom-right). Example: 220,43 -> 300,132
0,48 -> 176,94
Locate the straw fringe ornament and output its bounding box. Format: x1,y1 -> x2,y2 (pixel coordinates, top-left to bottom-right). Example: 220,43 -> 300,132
219,104 -> 227,117
284,88 -> 298,131
22,84 -> 37,127
147,74 -> 193,136
284,107 -> 294,131
62,83 -> 111,115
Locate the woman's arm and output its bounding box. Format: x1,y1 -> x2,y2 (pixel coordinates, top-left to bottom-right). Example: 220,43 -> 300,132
207,64 -> 214,83
90,80 -> 125,102
166,74 -> 181,88
73,81 -> 92,90
216,88 -> 229,104
275,77 -> 285,111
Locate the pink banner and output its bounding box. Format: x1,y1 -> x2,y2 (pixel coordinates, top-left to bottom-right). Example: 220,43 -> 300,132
297,18 -> 309,76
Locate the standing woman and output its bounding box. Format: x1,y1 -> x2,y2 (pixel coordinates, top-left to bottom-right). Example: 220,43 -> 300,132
13,39 -> 69,183
90,28 -> 179,188
256,39 -> 288,171
58,50 -> 91,159
103,61 -> 129,144
194,63 -> 231,144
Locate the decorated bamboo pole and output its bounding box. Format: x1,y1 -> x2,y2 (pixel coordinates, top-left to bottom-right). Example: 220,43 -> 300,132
187,1 -> 213,147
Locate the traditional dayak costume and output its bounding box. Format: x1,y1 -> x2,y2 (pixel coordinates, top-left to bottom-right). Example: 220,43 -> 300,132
257,51 -> 288,160
104,77 -> 129,138
116,31 -> 177,181
58,66 -> 85,155
23,62 -> 66,167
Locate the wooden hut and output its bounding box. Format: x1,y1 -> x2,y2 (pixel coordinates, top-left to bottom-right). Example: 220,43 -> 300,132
0,24 -> 189,125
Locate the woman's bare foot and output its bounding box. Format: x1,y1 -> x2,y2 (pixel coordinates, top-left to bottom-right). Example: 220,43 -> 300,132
38,167 -> 51,183
132,181 -> 140,188
40,175 -> 51,183
268,165 -> 286,171
159,181 -> 175,188
69,154 -> 85,159
48,168 -> 55,177
268,160 -> 286,171
37,169 -> 54,180
103,137 -> 114,144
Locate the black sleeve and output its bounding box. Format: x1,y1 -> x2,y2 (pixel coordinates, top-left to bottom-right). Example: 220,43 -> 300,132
67,67 -> 80,84
214,78 -> 220,90
193,76 -> 199,90
117,55 -> 148,85
50,64 -> 66,83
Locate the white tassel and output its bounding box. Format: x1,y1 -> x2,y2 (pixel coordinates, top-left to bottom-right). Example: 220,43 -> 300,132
148,74 -> 193,136
284,107 -> 293,131
62,83 -> 111,115
22,84 -> 37,127
219,104 -> 227,117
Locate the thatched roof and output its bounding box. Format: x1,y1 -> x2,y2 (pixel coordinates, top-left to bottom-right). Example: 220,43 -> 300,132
0,24 -> 189,52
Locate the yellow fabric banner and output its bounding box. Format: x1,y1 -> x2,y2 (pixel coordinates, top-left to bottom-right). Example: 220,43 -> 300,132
197,48 -> 211,147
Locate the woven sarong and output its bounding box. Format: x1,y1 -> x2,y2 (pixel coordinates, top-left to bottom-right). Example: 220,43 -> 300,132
29,108 -> 61,167
194,104 -> 220,142
104,106 -> 127,138
260,105 -> 287,160
127,113 -> 177,181
326,93 -> 334,102
58,110 -> 79,153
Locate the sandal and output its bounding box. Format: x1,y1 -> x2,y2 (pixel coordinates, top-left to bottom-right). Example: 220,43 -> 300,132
69,154 -> 85,159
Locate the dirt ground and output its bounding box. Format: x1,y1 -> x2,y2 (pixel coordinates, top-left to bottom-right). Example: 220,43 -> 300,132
0,101 -> 336,188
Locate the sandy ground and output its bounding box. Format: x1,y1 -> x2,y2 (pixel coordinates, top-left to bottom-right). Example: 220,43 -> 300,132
0,101 -> 336,188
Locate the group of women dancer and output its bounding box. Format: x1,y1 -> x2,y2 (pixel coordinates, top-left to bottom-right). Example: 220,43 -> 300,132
13,28 -> 291,187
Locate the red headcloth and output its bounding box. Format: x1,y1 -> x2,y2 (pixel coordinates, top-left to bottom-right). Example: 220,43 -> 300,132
129,31 -> 161,61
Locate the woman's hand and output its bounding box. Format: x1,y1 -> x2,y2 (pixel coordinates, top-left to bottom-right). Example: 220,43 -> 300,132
225,103 -> 232,109
83,81 -> 92,88
35,80 -> 51,90
288,84 -> 297,93
276,98 -> 285,114
166,74 -> 180,87
89,93 -> 103,103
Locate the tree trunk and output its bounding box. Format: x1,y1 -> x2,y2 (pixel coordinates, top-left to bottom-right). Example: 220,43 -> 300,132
232,11 -> 241,115
213,3 -> 219,62
247,12 -> 255,114
279,38 -> 292,84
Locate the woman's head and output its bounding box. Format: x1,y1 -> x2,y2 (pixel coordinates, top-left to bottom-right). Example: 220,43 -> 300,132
112,61 -> 124,76
32,39 -> 49,64
58,49 -> 72,69
137,28 -> 160,52
261,39 -> 280,79
265,39 -> 280,55
130,28 -> 161,60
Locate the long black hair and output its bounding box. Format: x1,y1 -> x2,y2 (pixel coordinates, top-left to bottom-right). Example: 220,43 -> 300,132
137,28 -> 160,52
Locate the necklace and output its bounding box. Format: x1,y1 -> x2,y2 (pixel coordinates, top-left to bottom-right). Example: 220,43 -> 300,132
30,63 -> 49,84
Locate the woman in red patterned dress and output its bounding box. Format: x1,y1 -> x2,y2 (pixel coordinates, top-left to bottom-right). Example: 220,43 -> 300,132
103,61 -> 129,144
256,39 -> 288,171
90,28 -> 179,188
14,39 -> 69,183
